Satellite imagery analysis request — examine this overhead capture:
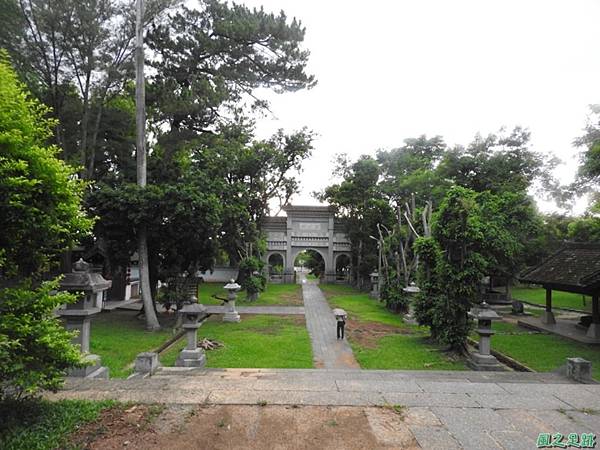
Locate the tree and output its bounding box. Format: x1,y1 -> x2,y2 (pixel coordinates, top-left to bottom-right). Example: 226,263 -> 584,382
317,155 -> 394,288
135,0 -> 160,330
0,53 -> 90,399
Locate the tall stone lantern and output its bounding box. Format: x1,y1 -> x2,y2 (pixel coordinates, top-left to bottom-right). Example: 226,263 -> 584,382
58,258 -> 111,378
467,301 -> 504,371
369,272 -> 380,299
402,282 -> 421,325
223,279 -> 241,322
176,296 -> 207,368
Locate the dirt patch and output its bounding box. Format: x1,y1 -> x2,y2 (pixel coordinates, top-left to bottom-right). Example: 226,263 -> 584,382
347,320 -> 414,349
67,404 -> 162,449
69,405 -> 421,450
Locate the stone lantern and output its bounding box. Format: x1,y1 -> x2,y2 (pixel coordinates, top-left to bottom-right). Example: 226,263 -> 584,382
402,282 -> 421,325
467,301 -> 504,371
223,279 -> 241,322
175,296 -> 207,367
369,272 -> 380,299
58,258 -> 111,378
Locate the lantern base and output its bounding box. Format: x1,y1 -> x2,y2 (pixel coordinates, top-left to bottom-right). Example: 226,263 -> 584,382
467,352 -> 505,371
175,349 -> 206,368
223,312 -> 241,322
69,354 -> 110,379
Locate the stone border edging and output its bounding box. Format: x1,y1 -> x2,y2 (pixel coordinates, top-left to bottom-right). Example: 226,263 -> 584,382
467,337 -> 534,372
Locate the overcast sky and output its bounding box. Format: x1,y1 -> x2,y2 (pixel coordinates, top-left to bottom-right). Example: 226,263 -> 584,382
237,0 -> 600,214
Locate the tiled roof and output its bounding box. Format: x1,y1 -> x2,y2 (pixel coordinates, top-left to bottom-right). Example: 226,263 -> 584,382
519,242 -> 600,292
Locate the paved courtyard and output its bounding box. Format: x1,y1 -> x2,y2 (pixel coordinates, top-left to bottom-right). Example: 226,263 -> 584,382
51,368 -> 600,449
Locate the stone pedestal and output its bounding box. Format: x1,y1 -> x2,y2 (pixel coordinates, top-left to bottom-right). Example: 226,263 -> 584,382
566,357 -> 592,383
541,310 -> 556,325
176,348 -> 206,368
135,352 -> 160,375
467,353 -> 505,371
223,299 -> 241,323
369,272 -> 380,299
69,354 -> 109,379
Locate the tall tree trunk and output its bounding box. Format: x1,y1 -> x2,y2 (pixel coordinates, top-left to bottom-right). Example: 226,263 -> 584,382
136,0 -> 160,331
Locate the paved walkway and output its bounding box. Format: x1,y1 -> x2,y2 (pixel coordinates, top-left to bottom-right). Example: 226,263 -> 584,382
204,305 -> 305,315
301,277 -> 359,369
50,369 -> 600,449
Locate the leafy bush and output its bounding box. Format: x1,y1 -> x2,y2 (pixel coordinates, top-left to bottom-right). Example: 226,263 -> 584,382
380,279 -> 408,313
0,280 -> 83,401
0,54 -> 90,401
239,256 -> 266,298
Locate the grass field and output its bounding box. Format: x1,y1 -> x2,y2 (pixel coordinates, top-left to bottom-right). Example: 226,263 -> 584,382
473,320 -> 600,380
198,282 -> 303,306
320,284 -> 467,371
0,399 -> 114,450
512,286 -> 591,312
161,314 -> 313,368
90,311 -> 177,378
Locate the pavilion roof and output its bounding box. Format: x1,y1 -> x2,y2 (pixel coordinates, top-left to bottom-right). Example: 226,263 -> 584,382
519,242 -> 600,295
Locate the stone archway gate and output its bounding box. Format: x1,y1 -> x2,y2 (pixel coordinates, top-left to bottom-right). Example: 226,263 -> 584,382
262,205 -> 351,283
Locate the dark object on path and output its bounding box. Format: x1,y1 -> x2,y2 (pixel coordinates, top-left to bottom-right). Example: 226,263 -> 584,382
333,308 -> 347,340
511,300 -> 524,314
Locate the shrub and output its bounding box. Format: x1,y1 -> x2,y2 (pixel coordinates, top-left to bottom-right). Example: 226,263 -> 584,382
0,280 -> 83,401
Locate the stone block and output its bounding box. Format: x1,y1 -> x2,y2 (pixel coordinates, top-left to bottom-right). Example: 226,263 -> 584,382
566,357 -> 593,383
176,348 -> 206,368
135,352 -> 160,375
467,352 -> 505,371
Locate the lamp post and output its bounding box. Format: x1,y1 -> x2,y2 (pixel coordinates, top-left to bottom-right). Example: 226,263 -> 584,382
223,279 -> 241,322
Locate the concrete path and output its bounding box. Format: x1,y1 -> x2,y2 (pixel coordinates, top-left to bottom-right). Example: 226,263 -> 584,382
204,305 -> 305,315
300,277 -> 359,369
50,369 -> 600,449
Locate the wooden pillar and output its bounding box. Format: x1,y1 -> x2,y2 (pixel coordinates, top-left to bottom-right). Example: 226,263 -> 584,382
541,287 -> 556,325
587,294 -> 600,339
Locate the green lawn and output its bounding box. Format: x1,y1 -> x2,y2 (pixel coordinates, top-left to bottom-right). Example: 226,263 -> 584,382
198,282 -> 303,306
161,314 -> 313,368
475,320 -> 600,380
90,311 -> 177,378
0,399 -> 114,450
320,284 -> 467,370
512,286 -> 591,312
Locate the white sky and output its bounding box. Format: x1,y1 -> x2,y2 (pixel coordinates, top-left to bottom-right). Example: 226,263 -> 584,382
237,0 -> 600,214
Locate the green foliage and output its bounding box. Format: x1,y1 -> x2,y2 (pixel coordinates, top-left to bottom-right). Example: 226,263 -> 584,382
0,52 -> 92,278
413,237 -> 441,330
567,216 -> 600,242
0,399 -> 114,450
0,280 -> 83,400
239,256 -> 266,296
298,249 -> 325,278
380,279 -> 408,313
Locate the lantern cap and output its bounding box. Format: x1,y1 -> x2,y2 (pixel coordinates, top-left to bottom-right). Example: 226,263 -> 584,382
60,258 -> 111,293
180,302 -> 206,314
469,301 -> 501,321
224,279 -> 241,291
403,282 -> 421,294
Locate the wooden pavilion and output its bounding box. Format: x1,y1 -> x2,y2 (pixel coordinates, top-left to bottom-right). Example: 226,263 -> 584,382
518,242 -> 600,343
